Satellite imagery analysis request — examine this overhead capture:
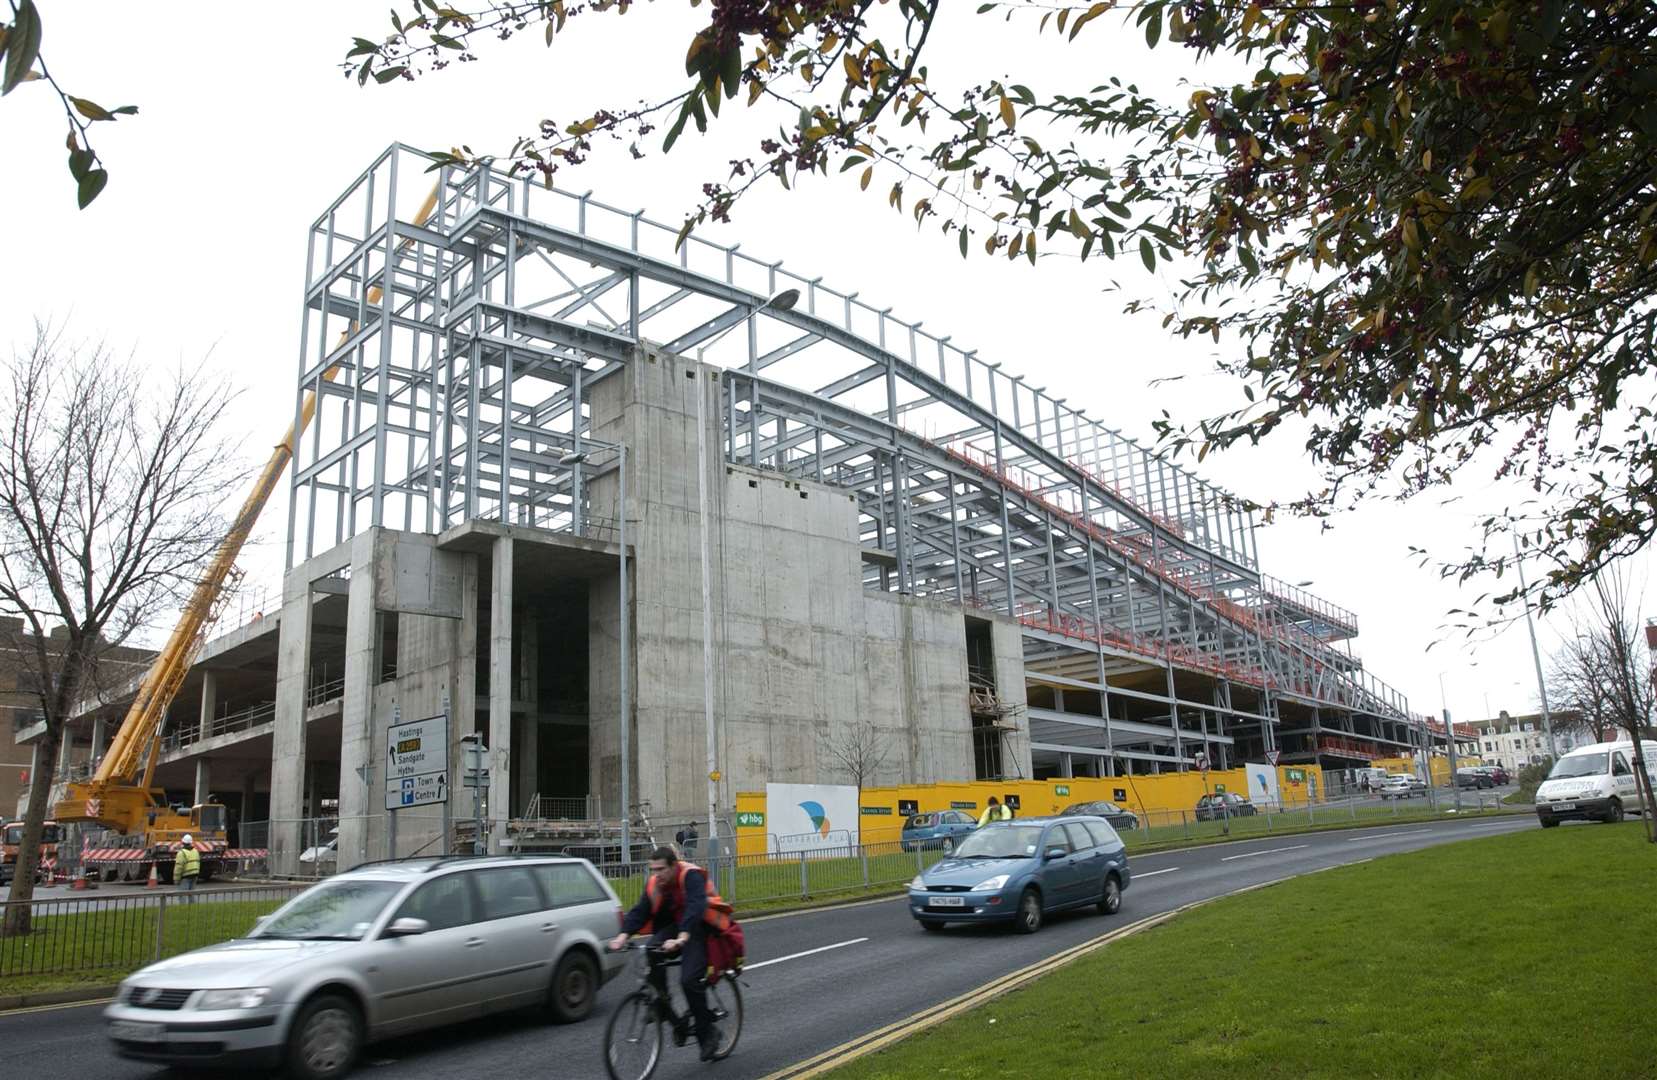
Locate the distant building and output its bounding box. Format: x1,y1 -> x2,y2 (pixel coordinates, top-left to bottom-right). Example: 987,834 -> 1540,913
0,617 -> 153,818
1472,710 -> 1588,772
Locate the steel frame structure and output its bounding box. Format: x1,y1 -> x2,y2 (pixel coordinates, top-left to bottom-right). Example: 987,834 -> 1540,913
288,145 -> 1423,776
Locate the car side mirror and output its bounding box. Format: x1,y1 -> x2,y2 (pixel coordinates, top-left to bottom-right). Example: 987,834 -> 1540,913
386,917 -> 430,937
1044,847 -> 1067,861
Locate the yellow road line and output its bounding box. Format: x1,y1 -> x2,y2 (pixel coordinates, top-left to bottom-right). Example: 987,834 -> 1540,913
0,996 -> 113,1017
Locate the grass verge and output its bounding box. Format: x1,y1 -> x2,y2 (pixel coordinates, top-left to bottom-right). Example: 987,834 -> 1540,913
828,822 -> 1657,1080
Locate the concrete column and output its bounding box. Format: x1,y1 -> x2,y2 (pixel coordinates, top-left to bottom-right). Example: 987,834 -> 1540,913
194,759 -> 212,806
90,716 -> 108,768
336,530 -> 379,870
270,575 -> 315,875
198,670 -> 219,744
1060,752 -> 1074,779
488,535 -> 514,852
449,553 -> 480,856
241,771 -> 257,826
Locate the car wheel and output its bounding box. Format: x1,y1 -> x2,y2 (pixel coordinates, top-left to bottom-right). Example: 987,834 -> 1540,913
1096,875 -> 1122,916
1014,888 -> 1043,934
286,993 -> 361,1080
548,948 -> 599,1023
1539,816 -> 1560,829
920,920 -> 946,932
1605,799 -> 1623,824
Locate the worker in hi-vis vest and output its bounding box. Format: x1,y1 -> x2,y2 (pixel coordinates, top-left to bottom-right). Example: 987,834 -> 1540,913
174,834 -> 201,894
977,796 -> 1014,827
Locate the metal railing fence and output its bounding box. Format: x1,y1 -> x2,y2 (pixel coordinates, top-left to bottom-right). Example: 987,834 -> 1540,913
0,883 -> 308,981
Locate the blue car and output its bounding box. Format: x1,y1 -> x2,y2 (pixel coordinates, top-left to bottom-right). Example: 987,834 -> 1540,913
899,810 -> 978,852
907,816 -> 1130,933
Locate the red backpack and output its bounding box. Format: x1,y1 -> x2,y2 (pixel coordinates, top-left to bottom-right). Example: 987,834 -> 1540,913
705,918 -> 745,985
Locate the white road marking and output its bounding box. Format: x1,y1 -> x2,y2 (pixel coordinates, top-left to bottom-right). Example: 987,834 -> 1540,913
1134,867 -> 1180,878
1219,844 -> 1309,862
1344,829 -> 1431,842
745,937 -> 869,971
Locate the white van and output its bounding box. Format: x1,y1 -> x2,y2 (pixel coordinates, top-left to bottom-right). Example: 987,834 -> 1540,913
1534,739 -> 1657,827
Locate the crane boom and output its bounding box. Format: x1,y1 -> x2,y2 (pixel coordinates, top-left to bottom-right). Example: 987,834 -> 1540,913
57,183 -> 441,836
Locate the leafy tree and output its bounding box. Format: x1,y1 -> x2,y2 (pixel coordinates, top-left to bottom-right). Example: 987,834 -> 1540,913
351,1 -> 1657,613
1,0 -> 137,207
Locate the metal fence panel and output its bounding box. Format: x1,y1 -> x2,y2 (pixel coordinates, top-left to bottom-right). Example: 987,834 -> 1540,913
0,883 -> 308,981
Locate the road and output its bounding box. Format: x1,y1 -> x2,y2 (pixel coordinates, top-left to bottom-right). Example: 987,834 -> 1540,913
0,815 -> 1536,1080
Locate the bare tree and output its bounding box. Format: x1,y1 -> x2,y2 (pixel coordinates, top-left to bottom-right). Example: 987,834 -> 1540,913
819,721 -> 892,805
1,324 -> 241,934
1547,633 -> 1621,745
1582,568 -> 1657,844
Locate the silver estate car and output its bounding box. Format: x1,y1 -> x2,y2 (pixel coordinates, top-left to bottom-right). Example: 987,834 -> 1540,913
105,856 -> 627,1079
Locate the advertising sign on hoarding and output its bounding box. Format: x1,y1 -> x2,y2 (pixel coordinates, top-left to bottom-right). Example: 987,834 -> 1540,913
766,783 -> 858,852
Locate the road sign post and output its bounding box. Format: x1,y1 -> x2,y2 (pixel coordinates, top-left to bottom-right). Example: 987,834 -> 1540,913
386,711 -> 450,859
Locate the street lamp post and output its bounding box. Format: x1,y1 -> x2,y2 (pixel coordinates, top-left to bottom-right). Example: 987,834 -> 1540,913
1513,535 -> 1558,763
694,289 -> 800,862
1439,671 -> 1460,813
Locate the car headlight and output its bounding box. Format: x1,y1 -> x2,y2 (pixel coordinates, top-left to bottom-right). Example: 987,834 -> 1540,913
909,875 -> 926,890
194,987 -> 271,1010
970,875 -> 1009,892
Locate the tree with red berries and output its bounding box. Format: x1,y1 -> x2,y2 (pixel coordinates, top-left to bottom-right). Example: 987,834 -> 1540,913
351,0 -> 1657,614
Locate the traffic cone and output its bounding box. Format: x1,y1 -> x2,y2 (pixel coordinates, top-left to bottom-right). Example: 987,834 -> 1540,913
145,863 -> 158,889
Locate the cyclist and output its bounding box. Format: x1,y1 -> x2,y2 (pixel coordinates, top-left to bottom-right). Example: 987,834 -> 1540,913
610,845 -> 732,1061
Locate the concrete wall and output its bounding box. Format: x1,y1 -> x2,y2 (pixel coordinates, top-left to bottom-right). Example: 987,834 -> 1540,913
587,345 -> 1007,826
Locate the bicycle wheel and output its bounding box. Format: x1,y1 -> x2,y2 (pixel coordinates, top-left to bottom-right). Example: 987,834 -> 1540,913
706,975 -> 743,1061
603,990 -> 664,1080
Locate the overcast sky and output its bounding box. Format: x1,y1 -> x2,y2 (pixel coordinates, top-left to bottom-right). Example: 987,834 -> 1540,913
3,3 -> 1650,729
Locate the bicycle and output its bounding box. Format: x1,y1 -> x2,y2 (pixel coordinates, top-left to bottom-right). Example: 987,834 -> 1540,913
603,941 -> 743,1080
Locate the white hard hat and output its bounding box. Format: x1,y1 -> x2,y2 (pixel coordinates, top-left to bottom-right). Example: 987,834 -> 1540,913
182,834 -> 193,845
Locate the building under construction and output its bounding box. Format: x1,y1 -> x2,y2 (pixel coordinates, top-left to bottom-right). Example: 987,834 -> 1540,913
24,145 -> 1432,874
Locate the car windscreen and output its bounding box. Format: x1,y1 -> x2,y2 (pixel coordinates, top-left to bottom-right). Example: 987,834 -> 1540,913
951,825 -> 1044,859
1549,753 -> 1608,779
254,880 -> 404,941
1,826 -> 19,845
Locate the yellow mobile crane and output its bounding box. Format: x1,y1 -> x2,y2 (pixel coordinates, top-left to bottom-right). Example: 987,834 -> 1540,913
54,185 -> 440,881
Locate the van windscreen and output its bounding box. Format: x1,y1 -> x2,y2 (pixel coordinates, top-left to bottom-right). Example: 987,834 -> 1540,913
1549,753 -> 1608,779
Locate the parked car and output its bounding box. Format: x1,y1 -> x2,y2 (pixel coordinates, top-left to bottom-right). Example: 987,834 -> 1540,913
1455,768 -> 1494,790
1059,801 -> 1140,831
299,828 -> 340,870
907,816 -> 1130,933
1193,792 -> 1258,821
105,855 -> 627,1079
1535,739 -> 1657,827
1485,765 -> 1512,786
900,810 -> 978,851
1378,775 -> 1427,800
